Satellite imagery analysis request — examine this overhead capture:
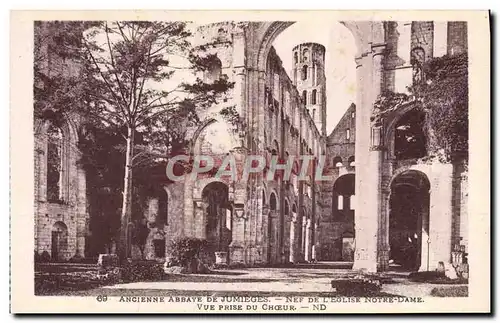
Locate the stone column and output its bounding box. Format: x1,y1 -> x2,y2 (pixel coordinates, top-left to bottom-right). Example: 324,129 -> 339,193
379,189 -> 391,272
313,220 -> 319,261
353,44 -> 386,273
428,163 -> 454,270
268,210 -> 278,264
304,218 -> 312,262
289,212 -> 298,263
75,167 -> 87,258
261,208 -> 270,264
232,31 -> 247,123
301,215 -> 307,258
193,200 -> 206,239
229,205 -> 246,264
419,191 -> 431,271
182,178 -> 195,237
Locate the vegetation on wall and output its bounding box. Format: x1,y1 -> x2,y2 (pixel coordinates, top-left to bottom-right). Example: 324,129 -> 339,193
374,53 -> 468,163
412,53 -> 468,162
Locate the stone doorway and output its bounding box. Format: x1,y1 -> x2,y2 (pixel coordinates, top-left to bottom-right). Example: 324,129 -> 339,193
202,182 -> 232,262
51,221 -> 68,261
389,170 -> 430,271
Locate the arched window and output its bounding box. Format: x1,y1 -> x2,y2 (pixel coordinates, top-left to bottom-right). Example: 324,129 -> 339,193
51,221 -> 68,261
332,156 -> 343,168
47,123 -> 63,202
204,57 -> 222,83
302,48 -> 309,62
311,89 -> 317,105
294,52 -> 298,64
270,193 -> 277,211
284,200 -> 289,216
346,129 -> 351,140
337,195 -> 344,210
332,174 -> 355,218
348,156 -> 355,168
411,47 -> 426,84
301,65 -> 308,80
302,90 -> 307,105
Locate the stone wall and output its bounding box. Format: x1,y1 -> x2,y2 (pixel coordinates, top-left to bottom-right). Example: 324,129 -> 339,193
34,117 -> 88,261
447,22 -> 468,55
318,104 -> 356,261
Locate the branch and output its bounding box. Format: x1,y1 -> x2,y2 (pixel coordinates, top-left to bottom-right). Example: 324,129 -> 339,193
134,86 -> 181,119
105,22 -> 130,111
132,39 -> 154,118
83,40 -> 129,123
115,22 -> 130,43
135,103 -> 181,128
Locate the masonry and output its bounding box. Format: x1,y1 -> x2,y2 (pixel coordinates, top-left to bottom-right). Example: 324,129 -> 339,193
34,21 -> 469,273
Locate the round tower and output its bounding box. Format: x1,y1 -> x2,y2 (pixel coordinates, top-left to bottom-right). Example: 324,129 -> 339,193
292,42 -> 327,136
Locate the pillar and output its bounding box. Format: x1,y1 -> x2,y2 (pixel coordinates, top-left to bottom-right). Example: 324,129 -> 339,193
193,200 -> 206,239
75,167 -> 87,258
301,215 -> 307,260
313,220 -> 319,261
229,205 -> 246,264
259,204 -> 268,264
419,190 -> 431,271
261,208 -> 270,264
304,218 -> 313,262
289,212 -> 298,263
353,43 -> 386,273
428,163 -> 454,270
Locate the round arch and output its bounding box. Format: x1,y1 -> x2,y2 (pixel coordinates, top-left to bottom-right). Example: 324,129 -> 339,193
284,198 -> 290,215
251,21 -> 382,73
51,221 -> 69,261
269,191 -> 278,211
194,178 -> 233,201
189,118 -> 217,153
388,169 -> 431,270
201,181 -> 232,255
384,102 -> 425,160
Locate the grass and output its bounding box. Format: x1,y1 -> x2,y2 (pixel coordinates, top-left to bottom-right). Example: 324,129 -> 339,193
430,286 -> 468,297
408,271 -> 468,285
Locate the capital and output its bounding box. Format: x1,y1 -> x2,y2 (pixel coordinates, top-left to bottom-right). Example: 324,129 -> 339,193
193,199 -> 207,209
371,43 -> 387,57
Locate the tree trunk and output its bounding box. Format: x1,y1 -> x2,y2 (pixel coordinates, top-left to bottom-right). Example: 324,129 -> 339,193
118,126 -> 134,262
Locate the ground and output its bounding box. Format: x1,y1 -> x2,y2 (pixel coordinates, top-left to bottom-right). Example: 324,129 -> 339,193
35,262 -> 468,297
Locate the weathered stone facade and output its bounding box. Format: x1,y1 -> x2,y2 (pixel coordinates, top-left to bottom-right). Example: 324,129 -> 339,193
34,23 -> 89,261
34,117 -> 88,261
139,21 -> 469,272
318,103 -> 356,261
34,21 -> 468,273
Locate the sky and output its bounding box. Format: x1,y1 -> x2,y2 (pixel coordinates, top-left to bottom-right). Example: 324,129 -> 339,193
86,21 -> 358,137
272,21 -> 357,134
